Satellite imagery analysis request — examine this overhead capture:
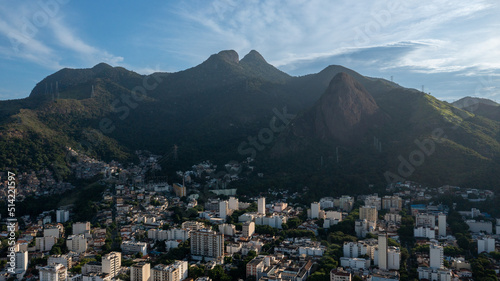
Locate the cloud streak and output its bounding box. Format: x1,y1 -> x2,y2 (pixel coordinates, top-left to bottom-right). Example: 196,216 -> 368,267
49,18 -> 124,66
175,0 -> 499,101
0,0 -> 499,101
172,0 -> 497,77
0,3 -> 62,70
0,2 -> 123,70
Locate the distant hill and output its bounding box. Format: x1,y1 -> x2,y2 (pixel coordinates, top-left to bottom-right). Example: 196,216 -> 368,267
452,96 -> 500,122
1,50 -> 500,191
452,96 -> 499,108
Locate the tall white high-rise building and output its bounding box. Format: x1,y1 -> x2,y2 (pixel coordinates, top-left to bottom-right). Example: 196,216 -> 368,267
254,215 -> 288,229
15,251 -> 28,271
191,229 -> 224,261
39,263 -> 67,281
418,244 -> 451,281
219,200 -> 229,220
228,197 -> 239,211
311,202 -> 320,219
102,252 -> 121,278
151,261 -> 188,281
168,229 -> 190,241
478,237 -> 495,254
325,211 -> 343,220
319,197 -> 335,209
148,229 -> 168,241
36,236 -> 57,252
258,197 -> 266,215
343,241 -> 371,258
121,241 -> 147,256
130,262 -> 150,281
243,221 -> 255,237
56,210 -> 70,223
382,196 -> 403,211
44,227 -> 60,238
81,262 -> 101,275
414,226 -> 435,239
417,267 -> 452,281
168,228 -> 190,241
416,214 -> 436,228
218,224 -> 236,236
66,234 -> 87,254
330,268 -> 352,281
364,195 -> 381,210
48,255 -> 72,269
430,243 -> 444,269
438,213 -> 446,237
360,206 -> 378,222
378,233 -> 388,270
336,195 -> 354,212
73,222 -> 91,235
355,219 -> 376,238
387,247 -> 401,270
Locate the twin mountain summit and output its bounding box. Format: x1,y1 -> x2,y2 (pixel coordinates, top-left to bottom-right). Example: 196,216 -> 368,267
1,50 -> 500,193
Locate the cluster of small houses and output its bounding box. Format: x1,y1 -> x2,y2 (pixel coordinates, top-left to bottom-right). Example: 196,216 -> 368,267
1,149 -> 499,280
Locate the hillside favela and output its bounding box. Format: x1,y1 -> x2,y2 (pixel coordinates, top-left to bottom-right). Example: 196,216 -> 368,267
0,1 -> 500,281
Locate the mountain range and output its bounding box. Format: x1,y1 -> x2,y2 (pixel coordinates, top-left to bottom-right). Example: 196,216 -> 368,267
1,50 -> 500,193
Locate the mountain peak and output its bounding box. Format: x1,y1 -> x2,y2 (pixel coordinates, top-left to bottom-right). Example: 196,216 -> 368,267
241,50 -> 266,63
289,72 -> 384,143
28,62 -> 142,99
326,72 -> 369,97
452,96 -> 500,122
239,50 -> 291,83
217,50 -> 239,64
92,62 -> 113,72
452,96 -> 499,109
330,71 -> 352,84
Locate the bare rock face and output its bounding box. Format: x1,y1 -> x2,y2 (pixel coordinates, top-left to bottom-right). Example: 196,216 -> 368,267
216,50 -> 239,64
241,50 -> 266,64
291,72 -> 384,143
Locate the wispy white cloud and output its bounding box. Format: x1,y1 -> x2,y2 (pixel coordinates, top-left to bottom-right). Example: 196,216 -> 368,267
123,0 -> 500,101
0,2 -> 123,70
1,0 -> 499,101
49,18 -> 124,66
351,1 -> 499,76
0,3 -> 62,69
156,0 -> 497,79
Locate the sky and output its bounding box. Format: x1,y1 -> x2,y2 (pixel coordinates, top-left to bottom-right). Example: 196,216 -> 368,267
0,0 -> 499,102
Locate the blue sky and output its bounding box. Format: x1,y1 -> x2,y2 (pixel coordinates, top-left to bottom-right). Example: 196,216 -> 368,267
0,0 -> 499,102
